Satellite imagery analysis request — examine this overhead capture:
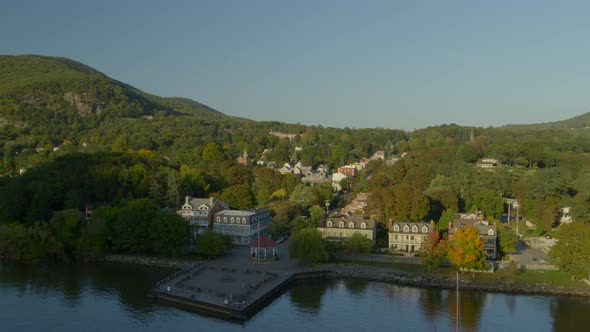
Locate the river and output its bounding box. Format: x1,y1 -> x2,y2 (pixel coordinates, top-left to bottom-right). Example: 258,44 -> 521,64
1,263 -> 589,332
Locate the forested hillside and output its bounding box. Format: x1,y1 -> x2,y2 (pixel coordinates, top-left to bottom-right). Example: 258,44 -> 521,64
1,54 -> 589,264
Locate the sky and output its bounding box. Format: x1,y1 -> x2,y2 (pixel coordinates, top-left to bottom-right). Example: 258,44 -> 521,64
2,0 -> 590,130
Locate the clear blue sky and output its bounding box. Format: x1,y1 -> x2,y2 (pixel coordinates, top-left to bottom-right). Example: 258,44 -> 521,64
2,0 -> 590,130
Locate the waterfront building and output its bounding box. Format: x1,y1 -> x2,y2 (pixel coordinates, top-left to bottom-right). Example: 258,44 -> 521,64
317,215 -> 376,242
213,209 -> 272,245
388,221 -> 435,254
177,196 -> 229,236
449,217 -> 497,259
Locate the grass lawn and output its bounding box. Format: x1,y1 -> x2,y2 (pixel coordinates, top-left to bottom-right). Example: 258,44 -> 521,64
326,259 -> 589,289
470,269 -> 588,288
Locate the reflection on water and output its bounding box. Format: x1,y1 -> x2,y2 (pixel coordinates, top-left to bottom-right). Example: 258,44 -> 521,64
2,262 -> 590,332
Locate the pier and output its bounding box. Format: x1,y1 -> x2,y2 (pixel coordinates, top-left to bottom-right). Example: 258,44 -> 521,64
153,263 -> 328,320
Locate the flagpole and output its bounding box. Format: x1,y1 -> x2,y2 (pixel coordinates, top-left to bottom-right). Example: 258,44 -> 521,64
456,271 -> 459,332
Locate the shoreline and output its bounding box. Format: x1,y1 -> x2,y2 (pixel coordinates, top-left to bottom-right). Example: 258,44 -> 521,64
103,254 -> 590,298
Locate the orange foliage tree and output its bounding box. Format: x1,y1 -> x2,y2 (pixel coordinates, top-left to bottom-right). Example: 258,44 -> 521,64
447,225 -> 486,271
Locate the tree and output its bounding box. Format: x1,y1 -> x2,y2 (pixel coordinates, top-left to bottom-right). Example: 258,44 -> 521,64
309,205 -> 326,225
471,189 -> 504,219
437,209 -> 455,232
50,209 -> 83,257
447,225 -> 487,271
289,228 -> 327,263
496,223 -> 518,258
549,222 -> 590,279
166,170 -> 181,208
221,184 -> 255,210
197,230 -> 233,259
421,231 -> 447,271
149,212 -> 190,257
343,232 -> 374,254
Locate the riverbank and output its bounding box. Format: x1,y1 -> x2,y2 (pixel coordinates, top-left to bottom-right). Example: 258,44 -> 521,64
104,254 -> 199,269
104,254 -> 590,298
326,265 -> 590,297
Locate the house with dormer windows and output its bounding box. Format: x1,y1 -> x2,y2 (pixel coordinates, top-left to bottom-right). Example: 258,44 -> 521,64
388,221 -> 434,254
177,196 -> 229,236
317,215 -> 376,242
449,216 -> 497,259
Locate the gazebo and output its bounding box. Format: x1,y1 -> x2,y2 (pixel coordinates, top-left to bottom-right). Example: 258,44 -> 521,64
250,236 -> 278,262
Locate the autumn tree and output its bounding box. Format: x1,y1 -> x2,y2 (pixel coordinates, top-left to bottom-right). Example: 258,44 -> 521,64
447,225 -> 487,272
421,231 -> 447,271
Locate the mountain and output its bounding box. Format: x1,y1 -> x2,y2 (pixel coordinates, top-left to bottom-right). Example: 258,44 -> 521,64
501,112 -> 590,131
0,54 -> 224,123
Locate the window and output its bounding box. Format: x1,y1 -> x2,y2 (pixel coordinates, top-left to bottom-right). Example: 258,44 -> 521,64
410,236 -> 415,240
327,221 -> 333,227
223,217 -> 228,223
230,217 -> 235,223
339,221 -> 344,228
412,226 -> 418,232
216,217 -> 221,222
349,222 -> 354,229
361,222 -> 366,229
394,235 -> 398,240
393,225 -> 399,232
422,226 -> 428,233
242,218 -> 247,224
488,229 -> 495,236
403,225 -> 409,232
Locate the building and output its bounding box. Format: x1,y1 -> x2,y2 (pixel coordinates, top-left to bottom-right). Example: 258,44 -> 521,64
477,158 -> 499,168
449,217 -> 497,259
337,165 -> 358,177
236,150 -> 249,166
388,221 -> 434,254
177,196 -> 229,236
331,172 -> 348,191
317,215 -> 376,242
213,209 -> 272,245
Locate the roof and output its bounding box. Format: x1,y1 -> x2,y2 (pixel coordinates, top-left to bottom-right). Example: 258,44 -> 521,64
319,215 -> 376,229
184,197 -> 229,210
450,219 -> 496,236
390,221 -> 434,233
250,236 -> 277,248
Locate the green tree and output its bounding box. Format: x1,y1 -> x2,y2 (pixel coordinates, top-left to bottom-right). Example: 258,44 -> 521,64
221,184 -> 255,210
309,205 -> 326,225
343,232 -> 373,254
549,222 -> 590,279
50,209 -> 83,257
149,212 -> 190,257
289,228 -> 327,263
471,189 -> 504,219
437,209 -> 455,232
447,225 -> 487,272
196,230 -> 233,259
496,223 -> 518,258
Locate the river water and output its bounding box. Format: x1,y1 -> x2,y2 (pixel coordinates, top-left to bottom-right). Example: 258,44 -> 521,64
1,263 -> 589,332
